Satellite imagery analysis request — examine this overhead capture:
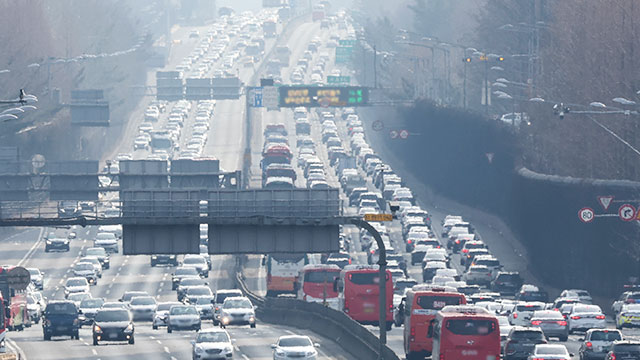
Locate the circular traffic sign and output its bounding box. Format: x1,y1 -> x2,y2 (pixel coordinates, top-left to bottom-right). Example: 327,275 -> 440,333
372,120 -> 384,131
389,130 -> 398,139
318,97 -> 331,108
399,129 -> 409,139
619,204 -> 636,222
578,207 -> 595,223
6,266 -> 31,290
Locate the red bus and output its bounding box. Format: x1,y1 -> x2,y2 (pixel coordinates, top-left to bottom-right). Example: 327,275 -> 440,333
402,286 -> 467,359
0,292 -> 5,352
266,254 -> 307,297
336,265 -> 393,330
430,305 -> 500,360
297,264 -> 341,309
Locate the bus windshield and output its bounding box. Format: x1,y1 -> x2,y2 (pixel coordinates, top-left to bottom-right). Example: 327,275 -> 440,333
445,319 -> 496,335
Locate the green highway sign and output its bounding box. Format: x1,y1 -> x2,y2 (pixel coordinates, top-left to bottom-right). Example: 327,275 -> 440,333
339,39 -> 357,47
327,75 -> 350,84
335,46 -> 353,64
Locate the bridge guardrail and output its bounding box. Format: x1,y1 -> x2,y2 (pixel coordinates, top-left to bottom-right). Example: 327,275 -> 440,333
234,258 -> 400,360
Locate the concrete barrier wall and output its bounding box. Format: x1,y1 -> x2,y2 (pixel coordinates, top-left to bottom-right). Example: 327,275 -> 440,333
235,270 -> 399,360
377,100 -> 640,297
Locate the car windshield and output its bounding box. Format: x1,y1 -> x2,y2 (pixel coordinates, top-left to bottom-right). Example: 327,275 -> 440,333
279,337 -> 312,347
74,263 -> 94,271
123,292 -> 147,301
215,292 -> 242,304
86,248 -> 106,256
157,303 -> 181,311
574,305 -> 601,313
170,306 -> 197,315
69,293 -> 90,301
187,287 -> 211,295
591,331 -> 622,341
181,278 -> 205,286
614,344 -> 640,352
498,274 -> 521,282
184,257 -> 205,264
46,303 -> 76,314
27,268 -> 40,275
536,346 -> 568,355
95,310 -> 129,322
195,297 -> 213,305
81,299 -> 104,308
197,332 -> 230,343
512,330 -> 544,340
223,299 -> 252,309
67,279 -> 87,286
130,297 -> 155,306
175,268 -> 199,276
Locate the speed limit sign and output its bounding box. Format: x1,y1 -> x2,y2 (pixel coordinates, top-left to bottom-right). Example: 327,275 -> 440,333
578,207 -> 595,223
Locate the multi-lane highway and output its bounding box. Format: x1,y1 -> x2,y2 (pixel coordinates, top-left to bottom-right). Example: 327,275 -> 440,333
1,11 -> 356,360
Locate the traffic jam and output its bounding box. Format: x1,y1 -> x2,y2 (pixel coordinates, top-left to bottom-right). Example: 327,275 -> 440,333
2,5 -> 640,360
251,12 -> 640,360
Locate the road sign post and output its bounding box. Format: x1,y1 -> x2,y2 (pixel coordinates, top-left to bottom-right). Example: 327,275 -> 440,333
578,207 -> 595,223
619,204 -> 636,222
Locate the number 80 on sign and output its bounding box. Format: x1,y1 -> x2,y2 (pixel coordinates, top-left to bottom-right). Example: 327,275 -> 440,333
578,207 -> 595,223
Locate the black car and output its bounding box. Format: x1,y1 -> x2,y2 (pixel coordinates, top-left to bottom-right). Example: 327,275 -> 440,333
42,301 -> 80,340
606,340 -> 640,360
503,327 -> 547,360
491,272 -> 524,295
92,309 -> 135,345
44,235 -> 70,252
58,201 -> 80,218
150,254 -> 178,267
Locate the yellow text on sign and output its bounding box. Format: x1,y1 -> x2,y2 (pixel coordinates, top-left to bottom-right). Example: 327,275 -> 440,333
364,213 -> 393,222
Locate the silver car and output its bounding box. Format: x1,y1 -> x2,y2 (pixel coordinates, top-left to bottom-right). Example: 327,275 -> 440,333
529,310 -> 569,341
167,305 -> 201,333
129,296 -> 157,321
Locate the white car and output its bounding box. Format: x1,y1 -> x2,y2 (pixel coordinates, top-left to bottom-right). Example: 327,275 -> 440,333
94,232 -> 118,253
192,296 -> 215,320
64,277 -> 90,298
167,304 -> 201,333
272,335 -> 319,360
527,344 -> 571,360
68,292 -> 92,308
219,297 -> 256,328
27,268 -> 44,290
182,255 -> 209,278
191,328 -> 233,360
567,304 -> 606,333
129,296 -> 157,321
462,265 -> 492,286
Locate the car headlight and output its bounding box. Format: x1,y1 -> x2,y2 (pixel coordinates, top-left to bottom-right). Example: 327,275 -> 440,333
221,316 -> 230,325
306,350 -> 317,356
125,323 -> 134,332
152,255 -> 157,259
104,258 -> 110,263
248,315 -> 255,323
94,325 -> 102,333
224,346 -> 233,353
46,240 -> 52,244
275,350 -> 285,356
195,346 -> 204,353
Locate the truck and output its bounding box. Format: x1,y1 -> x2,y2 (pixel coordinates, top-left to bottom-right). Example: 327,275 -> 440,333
263,19 -> 277,38
150,130 -> 179,157
275,46 -> 291,67
312,4 -> 325,22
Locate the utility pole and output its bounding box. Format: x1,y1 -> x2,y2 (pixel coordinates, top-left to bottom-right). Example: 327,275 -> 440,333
373,44 -> 377,89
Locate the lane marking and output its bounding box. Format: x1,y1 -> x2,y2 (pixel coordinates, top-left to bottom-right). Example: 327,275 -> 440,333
164,346 -> 170,353
17,227 -> 45,266
157,340 -> 162,345
241,355 -> 250,360
92,349 -> 98,355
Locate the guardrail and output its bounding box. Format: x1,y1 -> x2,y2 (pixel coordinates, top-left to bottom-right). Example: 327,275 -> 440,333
234,259 -> 400,360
